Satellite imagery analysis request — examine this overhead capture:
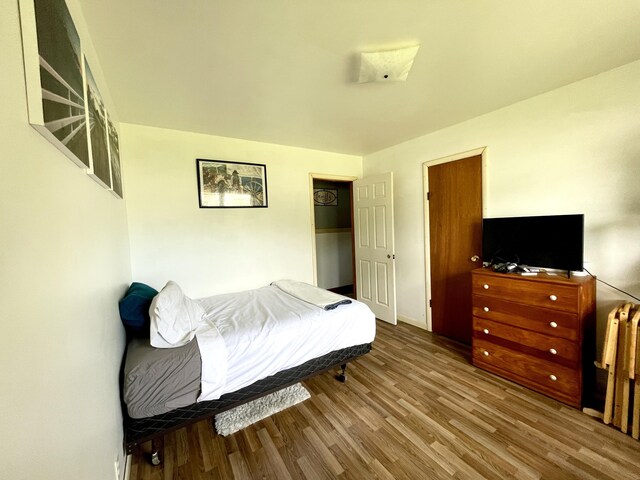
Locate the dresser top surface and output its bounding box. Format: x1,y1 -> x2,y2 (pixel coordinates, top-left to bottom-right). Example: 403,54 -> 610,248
472,268 -> 595,287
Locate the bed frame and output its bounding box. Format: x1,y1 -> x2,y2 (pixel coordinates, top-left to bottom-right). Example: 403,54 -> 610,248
124,342 -> 372,465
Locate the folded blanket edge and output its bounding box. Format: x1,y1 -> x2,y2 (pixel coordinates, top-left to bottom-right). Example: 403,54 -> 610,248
272,279 -> 353,310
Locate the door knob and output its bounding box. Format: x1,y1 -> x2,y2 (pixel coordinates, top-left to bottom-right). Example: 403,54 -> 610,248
470,255 -> 480,262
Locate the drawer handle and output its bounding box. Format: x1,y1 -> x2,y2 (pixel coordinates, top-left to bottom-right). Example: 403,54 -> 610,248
549,321 -> 558,328
483,307 -> 490,312
483,284 -> 489,290
483,328 -> 489,335
549,374 -> 557,381
549,348 -> 557,355
549,294 -> 558,301
483,350 -> 489,356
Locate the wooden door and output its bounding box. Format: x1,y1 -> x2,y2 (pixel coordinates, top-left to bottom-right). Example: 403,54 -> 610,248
354,172 -> 397,324
428,155 -> 482,344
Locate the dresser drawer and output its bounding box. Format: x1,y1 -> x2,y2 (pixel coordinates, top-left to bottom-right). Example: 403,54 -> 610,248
473,317 -> 579,366
473,338 -> 580,400
472,273 -> 579,312
472,295 -> 579,341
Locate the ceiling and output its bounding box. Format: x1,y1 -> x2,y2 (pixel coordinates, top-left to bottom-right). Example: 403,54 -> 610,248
78,1 -> 640,156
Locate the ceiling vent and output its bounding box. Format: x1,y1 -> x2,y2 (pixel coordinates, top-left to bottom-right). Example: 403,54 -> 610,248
357,45 -> 420,83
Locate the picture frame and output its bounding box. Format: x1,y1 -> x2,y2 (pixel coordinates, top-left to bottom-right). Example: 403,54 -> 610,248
313,188 -> 338,206
84,57 -> 111,189
196,159 -> 268,208
18,0 -> 124,198
107,118 -> 123,198
19,0 -> 90,169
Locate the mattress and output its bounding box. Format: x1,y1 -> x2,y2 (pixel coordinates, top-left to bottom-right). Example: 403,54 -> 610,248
123,337 -> 201,419
195,285 -> 376,401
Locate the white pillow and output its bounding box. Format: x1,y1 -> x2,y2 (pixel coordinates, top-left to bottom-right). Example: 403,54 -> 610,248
149,281 -> 204,348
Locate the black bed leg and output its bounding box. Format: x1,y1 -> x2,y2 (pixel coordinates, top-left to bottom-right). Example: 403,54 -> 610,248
336,363 -> 347,383
150,437 -> 163,466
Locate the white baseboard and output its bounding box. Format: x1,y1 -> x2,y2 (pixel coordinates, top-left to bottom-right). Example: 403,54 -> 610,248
397,315 -> 428,331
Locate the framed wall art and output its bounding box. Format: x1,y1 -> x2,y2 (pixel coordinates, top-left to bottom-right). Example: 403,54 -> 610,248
313,188 -> 338,206
19,0 -> 90,168
84,57 -> 111,189
107,118 -> 122,198
196,159 -> 268,208
18,0 -> 123,198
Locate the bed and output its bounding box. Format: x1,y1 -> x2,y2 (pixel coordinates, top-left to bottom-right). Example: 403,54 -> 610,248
120,279 -> 376,464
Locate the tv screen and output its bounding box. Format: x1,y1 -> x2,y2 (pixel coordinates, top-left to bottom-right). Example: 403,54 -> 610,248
482,214 -> 584,271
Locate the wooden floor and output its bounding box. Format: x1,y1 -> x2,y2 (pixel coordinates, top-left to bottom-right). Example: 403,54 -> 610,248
130,321 -> 640,480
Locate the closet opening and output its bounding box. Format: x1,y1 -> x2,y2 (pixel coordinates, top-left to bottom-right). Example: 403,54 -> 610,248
312,178 -> 355,298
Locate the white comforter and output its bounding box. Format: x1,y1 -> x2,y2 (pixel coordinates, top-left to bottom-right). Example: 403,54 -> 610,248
194,284 -> 375,401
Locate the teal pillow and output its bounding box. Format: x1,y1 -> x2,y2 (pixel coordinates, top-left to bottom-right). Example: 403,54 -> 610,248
119,282 -> 158,335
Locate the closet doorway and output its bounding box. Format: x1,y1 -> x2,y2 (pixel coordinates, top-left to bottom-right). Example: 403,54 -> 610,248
310,174 -> 357,297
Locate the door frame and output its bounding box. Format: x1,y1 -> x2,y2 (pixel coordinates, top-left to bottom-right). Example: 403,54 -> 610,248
309,173 -> 358,287
422,147 -> 488,331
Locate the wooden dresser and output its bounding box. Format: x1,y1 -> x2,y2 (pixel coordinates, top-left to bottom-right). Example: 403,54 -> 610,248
471,268 -> 596,408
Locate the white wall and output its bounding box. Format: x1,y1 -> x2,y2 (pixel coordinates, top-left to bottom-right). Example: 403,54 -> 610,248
364,60 -> 640,350
122,124 -> 362,298
0,2 -> 131,479
316,231 -> 354,289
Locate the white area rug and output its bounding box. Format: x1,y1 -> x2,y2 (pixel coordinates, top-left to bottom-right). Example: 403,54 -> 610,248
214,383 -> 311,436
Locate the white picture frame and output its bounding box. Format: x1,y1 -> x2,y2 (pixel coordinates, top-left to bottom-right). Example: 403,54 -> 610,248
18,0 -> 123,198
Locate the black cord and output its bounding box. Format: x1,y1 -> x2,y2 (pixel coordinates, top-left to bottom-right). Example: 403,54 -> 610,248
583,268 -> 640,302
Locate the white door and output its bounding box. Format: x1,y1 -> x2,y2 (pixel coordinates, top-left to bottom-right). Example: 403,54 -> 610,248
353,172 -> 397,324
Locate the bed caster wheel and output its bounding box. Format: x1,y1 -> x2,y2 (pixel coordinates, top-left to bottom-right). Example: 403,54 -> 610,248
335,363 -> 347,383
149,437 -> 163,466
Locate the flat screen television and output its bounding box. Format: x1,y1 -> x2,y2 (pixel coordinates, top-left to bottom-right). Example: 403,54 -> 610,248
482,214 -> 584,272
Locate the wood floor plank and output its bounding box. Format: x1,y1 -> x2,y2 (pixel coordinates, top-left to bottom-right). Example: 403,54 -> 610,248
457,446 -> 518,480
376,418 -> 459,480
326,437 -> 375,480
600,442 -> 640,473
174,428 -> 189,467
228,451 -> 251,479
195,421 -> 214,472
296,455 -> 329,480
430,441 -> 487,480
448,418 -> 541,480
318,410 -> 374,465
294,403 -> 338,448
545,451 -> 612,480
130,321 -> 640,479
575,446 -> 640,480
367,458 -> 395,480
301,426 -> 343,476
256,427 -> 293,480
346,420 -> 400,464
275,410 -> 335,479
436,395 -> 497,433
